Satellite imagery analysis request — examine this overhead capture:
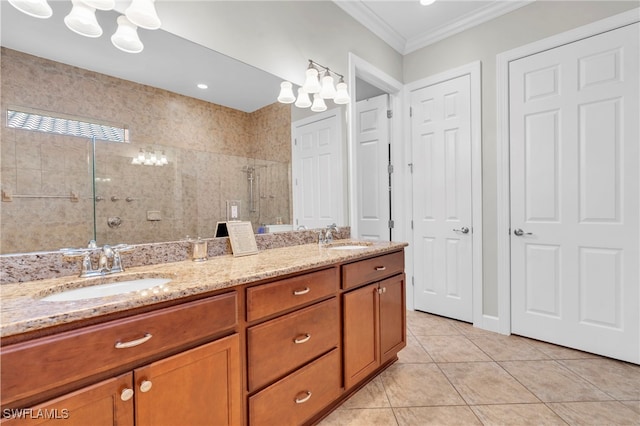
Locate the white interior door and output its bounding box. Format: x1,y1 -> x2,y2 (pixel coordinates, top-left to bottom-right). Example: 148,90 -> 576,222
509,23 -> 639,363
291,110 -> 344,230
356,94 -> 390,241
411,74 -> 473,322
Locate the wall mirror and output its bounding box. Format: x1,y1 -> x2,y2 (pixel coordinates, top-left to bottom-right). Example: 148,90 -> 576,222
0,1 -> 301,255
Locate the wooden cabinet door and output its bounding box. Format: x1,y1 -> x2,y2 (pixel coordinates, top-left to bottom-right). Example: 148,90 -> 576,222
343,283 -> 379,390
379,274 -> 406,364
134,334 -> 241,426
1,373 -> 133,426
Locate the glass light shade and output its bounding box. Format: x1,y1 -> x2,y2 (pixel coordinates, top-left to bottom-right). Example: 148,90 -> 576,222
277,81 -> 296,104
111,15 -> 144,53
125,0 -> 161,30
64,0 -> 102,38
302,67 -> 321,94
8,0 -> 52,18
319,72 -> 336,99
81,0 -> 114,10
159,152 -> 168,165
334,81 -> 351,105
311,94 -> 327,113
295,88 -> 311,108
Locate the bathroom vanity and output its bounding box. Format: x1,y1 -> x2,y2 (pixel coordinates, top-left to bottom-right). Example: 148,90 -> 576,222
0,241 -> 406,425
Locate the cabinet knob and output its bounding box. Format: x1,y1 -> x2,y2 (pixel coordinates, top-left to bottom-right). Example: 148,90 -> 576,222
139,380 -> 153,393
293,333 -> 311,344
120,388 -> 134,401
294,391 -> 312,404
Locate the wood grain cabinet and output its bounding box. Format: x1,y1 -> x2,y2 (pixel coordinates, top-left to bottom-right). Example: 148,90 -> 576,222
1,293 -> 241,425
343,264 -> 406,390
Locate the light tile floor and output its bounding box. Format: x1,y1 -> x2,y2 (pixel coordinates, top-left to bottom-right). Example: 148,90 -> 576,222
319,310 -> 640,426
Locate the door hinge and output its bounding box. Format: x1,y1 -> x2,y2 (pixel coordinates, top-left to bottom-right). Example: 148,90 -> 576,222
388,164 -> 394,174
409,107 -> 413,117
411,276 -> 414,286
294,138 -> 297,146
388,220 -> 395,229
387,109 -> 393,119
411,220 -> 413,230
408,163 -> 413,173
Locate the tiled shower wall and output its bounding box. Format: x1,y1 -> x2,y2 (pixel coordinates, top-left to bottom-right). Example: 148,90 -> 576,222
0,48 -> 291,254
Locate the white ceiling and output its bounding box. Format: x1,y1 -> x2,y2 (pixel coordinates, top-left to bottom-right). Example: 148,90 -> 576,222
335,0 -> 532,54
1,1 -> 532,113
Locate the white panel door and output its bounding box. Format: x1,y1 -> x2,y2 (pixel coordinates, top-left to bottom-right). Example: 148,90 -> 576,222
509,23 -> 639,363
411,75 -> 473,322
356,94 -> 390,241
291,111 -> 344,230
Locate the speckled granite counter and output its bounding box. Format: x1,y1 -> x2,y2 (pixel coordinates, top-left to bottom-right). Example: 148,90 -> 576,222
1,240 -> 407,339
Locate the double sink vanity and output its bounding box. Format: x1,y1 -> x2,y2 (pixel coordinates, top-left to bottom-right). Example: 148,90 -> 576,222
1,239 -> 407,425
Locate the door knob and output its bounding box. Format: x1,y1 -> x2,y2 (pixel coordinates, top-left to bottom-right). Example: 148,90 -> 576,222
453,227 -> 469,234
513,228 -> 532,236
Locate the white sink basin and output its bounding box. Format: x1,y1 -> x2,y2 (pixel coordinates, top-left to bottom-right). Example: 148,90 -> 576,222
41,278 -> 172,302
329,245 -> 371,250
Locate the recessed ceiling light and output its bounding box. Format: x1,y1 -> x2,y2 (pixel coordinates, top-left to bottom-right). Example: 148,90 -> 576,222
197,83 -> 208,89
420,0 -> 436,5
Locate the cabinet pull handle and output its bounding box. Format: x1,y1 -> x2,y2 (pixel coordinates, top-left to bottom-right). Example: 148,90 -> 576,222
294,333 -> 311,344
115,333 -> 152,349
375,266 -> 386,271
139,380 -> 153,393
295,391 -> 312,404
293,287 -> 310,296
120,388 -> 134,401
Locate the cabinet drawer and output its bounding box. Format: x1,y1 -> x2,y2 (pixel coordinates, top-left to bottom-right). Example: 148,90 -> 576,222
246,268 -> 338,322
249,348 -> 341,426
1,292 -> 237,407
247,298 -> 339,392
342,251 -> 404,289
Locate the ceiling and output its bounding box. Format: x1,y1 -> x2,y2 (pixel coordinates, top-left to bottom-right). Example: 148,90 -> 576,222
1,1 -> 531,113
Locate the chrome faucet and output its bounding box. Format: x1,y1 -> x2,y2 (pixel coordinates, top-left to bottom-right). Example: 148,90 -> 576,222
318,223 -> 337,245
62,242 -> 133,278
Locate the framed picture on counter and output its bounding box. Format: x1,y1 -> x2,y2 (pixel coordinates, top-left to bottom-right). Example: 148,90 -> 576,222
227,221 -> 259,257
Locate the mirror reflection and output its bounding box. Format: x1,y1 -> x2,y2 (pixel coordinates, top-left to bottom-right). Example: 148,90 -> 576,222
0,2 -> 293,255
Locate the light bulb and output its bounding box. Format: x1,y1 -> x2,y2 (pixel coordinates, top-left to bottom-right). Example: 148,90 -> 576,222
319,70 -> 336,99
277,81 -> 296,104
111,15 -> 144,53
160,152 -> 168,165
295,88 -> 311,108
8,0 -> 52,18
334,79 -> 351,105
311,94 -> 327,112
64,0 -> 102,38
302,66 -> 321,94
125,0 -> 161,30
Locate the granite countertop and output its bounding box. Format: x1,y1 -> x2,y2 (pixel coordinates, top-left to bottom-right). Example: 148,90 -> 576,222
0,240 -> 407,339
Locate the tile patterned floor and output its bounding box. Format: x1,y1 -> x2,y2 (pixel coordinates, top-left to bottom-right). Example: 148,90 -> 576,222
319,310 -> 640,426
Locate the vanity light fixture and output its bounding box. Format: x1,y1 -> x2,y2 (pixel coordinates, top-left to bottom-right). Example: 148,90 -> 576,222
8,0 -> 161,54
131,148 -> 168,166
278,59 -> 350,111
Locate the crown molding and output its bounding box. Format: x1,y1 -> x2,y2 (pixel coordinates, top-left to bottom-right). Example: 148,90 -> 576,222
333,0 -> 407,53
334,0 -> 533,55
404,0 -> 534,54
